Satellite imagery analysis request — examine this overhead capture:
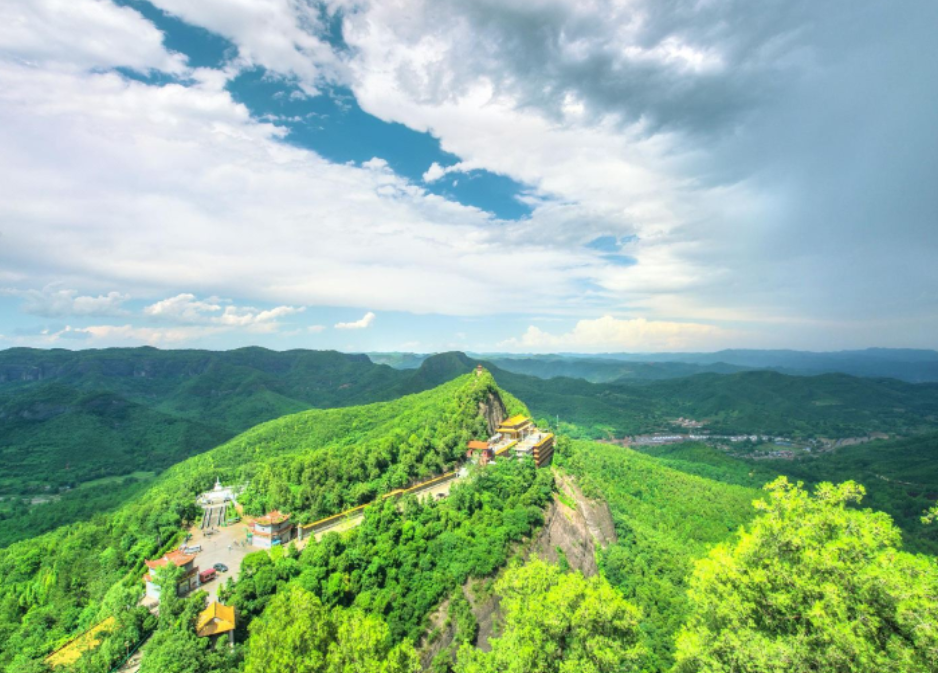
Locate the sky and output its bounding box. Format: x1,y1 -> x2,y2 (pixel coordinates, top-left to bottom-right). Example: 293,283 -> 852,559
0,0 -> 936,354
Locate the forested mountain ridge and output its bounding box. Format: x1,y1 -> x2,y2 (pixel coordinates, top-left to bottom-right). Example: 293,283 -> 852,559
0,347 -> 455,545
477,348 -> 938,383
0,362 -> 936,672
0,371 -> 528,671
4,346 -> 937,548
418,353 -> 938,439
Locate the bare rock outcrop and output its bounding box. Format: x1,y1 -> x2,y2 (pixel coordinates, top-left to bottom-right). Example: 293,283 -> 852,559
528,471 -> 617,577
478,391 -> 507,435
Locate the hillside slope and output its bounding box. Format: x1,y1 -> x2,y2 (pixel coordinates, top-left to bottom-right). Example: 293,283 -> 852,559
556,439 -> 760,669
0,371 -> 523,670
0,347 -> 445,545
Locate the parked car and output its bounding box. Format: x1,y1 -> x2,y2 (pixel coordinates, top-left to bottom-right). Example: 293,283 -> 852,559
199,568 -> 216,583
213,563 -> 228,573
183,545 -> 201,554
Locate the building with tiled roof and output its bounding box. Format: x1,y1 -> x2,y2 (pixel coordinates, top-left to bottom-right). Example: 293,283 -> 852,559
249,509 -> 294,548
196,602 -> 236,644
143,549 -> 199,601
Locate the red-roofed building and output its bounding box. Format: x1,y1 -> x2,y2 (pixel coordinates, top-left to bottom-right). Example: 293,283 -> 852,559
249,510 -> 294,548
467,440 -> 495,466
143,549 -> 199,600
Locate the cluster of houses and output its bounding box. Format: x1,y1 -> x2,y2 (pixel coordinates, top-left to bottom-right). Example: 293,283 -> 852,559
465,414 -> 555,468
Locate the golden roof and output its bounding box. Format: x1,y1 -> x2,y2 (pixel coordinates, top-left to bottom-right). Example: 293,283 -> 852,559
498,415 -> 531,429
196,602 -> 236,637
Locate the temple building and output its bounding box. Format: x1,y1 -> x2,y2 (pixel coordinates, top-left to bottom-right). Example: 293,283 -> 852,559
531,433 -> 555,467
497,415 -> 534,440
143,549 -> 199,601
196,602 -> 236,645
249,509 -> 294,548
466,440 -> 494,466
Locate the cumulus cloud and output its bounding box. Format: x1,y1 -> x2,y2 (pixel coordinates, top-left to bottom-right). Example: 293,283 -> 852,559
500,316 -> 729,352
144,0 -> 343,93
0,0 -> 186,73
1,0 -> 936,350
2,286 -> 129,317
144,294 -> 304,331
335,312 -> 375,330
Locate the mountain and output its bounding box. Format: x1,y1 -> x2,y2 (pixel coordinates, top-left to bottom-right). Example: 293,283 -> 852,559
485,356 -> 750,383
0,371 -> 535,670
0,347 -> 445,545
1,360 -> 935,673
586,348 -> 938,382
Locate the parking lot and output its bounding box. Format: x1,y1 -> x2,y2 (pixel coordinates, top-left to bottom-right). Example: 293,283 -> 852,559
186,519 -> 252,602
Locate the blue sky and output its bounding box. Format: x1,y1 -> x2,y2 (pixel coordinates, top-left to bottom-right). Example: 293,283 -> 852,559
0,0 -> 936,353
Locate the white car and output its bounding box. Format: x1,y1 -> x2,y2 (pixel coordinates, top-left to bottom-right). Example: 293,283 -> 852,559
183,545 -> 201,554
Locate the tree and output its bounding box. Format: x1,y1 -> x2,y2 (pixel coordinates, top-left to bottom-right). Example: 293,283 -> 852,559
455,559 -> 648,673
243,584 -> 419,673
923,504 -> 938,525
674,477 -> 938,672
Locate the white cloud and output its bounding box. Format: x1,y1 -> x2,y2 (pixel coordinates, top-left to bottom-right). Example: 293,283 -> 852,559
77,324 -> 221,345
2,286 -> 129,317
144,294 -> 304,331
145,0 -> 342,93
500,316 -> 729,352
335,311 -> 376,330
1,0 -> 935,350
0,0 -> 186,73
0,58 -> 601,317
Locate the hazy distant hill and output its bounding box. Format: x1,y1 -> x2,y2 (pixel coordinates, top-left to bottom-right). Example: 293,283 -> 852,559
488,356 -> 750,382
370,348 -> 938,383
410,353 -> 938,440
580,348 -> 938,382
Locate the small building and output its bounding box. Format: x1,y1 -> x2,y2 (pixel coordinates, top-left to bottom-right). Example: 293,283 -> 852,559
467,440 -> 494,466
249,509 -> 294,548
199,478 -> 237,505
532,433 -> 555,468
475,364 -> 485,377
512,431 -> 556,468
497,415 -> 534,440
196,602 -> 236,646
143,549 -> 199,601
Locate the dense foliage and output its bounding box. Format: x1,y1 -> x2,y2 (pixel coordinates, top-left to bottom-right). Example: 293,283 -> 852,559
222,459 -> 553,646
0,372 -> 515,670
493,368 -> 938,440
556,438 -> 759,669
0,347 -> 464,544
636,434 -> 938,555
455,559 -> 648,673
243,584 -> 420,673
674,478 -> 938,672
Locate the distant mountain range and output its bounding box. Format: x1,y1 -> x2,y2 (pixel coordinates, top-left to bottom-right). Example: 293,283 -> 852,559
3,346 -> 937,547
369,348 -> 938,383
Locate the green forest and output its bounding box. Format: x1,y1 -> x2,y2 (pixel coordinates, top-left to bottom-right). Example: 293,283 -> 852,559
0,352 -> 936,672
5,348 -> 937,547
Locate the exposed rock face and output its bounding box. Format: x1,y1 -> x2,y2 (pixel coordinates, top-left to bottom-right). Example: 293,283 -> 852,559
478,391 -> 507,435
529,471 -> 617,577
419,469 -> 617,667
